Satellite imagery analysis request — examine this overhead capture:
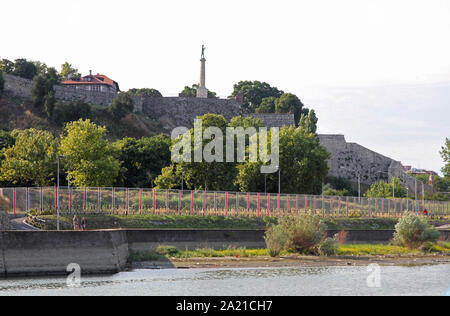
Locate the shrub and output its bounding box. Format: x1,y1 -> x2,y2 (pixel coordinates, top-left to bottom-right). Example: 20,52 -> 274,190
318,237 -> 339,256
265,224 -> 288,257
281,214 -> 327,254
393,213 -> 440,249
156,245 -> 180,257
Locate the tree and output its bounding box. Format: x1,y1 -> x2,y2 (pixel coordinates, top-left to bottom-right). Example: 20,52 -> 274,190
255,96 -> 277,113
43,90 -> 56,118
127,88 -> 162,97
0,129 -> 59,186
110,93 -> 134,120
12,59 -> 38,79
0,130 -> 15,163
114,135 -> 172,187
441,138 -> 450,179
53,99 -> 91,126
231,81 -> 283,112
0,59 -> 14,74
275,93 -> 308,124
60,62 -> 81,81
154,165 -> 179,189
31,67 -> 60,109
365,178 -> 406,198
299,109 -> 318,134
434,176 -> 450,193
60,119 -> 121,187
0,70 -> 4,99
236,126 -> 330,194
179,84 -> 217,98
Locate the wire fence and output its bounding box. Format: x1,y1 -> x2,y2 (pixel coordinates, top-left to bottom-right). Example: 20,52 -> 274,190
0,187 -> 449,218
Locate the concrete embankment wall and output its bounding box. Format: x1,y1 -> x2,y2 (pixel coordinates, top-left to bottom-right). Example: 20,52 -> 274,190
1,229 -> 449,277
0,230 -> 129,277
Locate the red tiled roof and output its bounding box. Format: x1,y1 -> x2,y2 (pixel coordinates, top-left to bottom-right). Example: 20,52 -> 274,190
62,74 -> 119,90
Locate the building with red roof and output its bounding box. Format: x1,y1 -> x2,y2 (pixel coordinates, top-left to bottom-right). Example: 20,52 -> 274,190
61,71 -> 120,93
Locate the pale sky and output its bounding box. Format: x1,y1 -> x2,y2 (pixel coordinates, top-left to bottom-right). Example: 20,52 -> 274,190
1,0 -> 450,174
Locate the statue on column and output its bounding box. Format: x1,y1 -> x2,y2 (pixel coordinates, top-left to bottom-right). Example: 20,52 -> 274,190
201,45 -> 206,59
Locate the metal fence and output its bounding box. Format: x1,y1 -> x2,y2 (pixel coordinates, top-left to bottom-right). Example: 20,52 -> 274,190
0,187 -> 449,218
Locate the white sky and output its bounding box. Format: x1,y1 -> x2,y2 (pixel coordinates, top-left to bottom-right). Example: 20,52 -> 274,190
1,0 -> 450,174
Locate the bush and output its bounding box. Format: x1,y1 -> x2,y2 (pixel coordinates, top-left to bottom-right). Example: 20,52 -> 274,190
282,214 -> 327,254
156,245 -> 180,257
393,213 -> 440,249
265,224 -> 288,257
53,99 -> 91,125
318,237 -> 338,256
110,93 -> 134,120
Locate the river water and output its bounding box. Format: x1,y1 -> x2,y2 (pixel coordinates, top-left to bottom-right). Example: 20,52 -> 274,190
0,264 -> 449,296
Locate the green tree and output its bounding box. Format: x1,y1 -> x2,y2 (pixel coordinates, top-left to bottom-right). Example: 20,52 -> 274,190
365,178 -> 406,198
179,84 -> 217,98
60,119 -> 121,187
275,93 -> 308,124
0,59 -> 14,74
127,88 -> 162,97
12,58 -> 38,79
441,137 -> 450,178
0,70 -> 4,99
43,90 -> 56,118
60,62 -> 81,81
0,130 -> 15,164
255,96 -> 277,113
53,99 -> 92,125
434,176 -> 450,193
0,129 -> 58,186
154,165 -> 179,189
31,67 -> 60,109
231,81 -> 283,112
114,135 -> 172,187
110,93 -> 134,120
298,109 -> 318,134
236,126 -> 330,194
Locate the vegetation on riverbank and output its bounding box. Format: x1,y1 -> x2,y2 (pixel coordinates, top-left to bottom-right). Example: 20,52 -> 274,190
129,242 -> 450,263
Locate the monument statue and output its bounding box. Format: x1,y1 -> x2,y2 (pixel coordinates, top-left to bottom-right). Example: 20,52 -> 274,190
201,45 -> 206,59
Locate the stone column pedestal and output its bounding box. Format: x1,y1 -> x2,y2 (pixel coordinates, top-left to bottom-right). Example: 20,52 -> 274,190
197,58 -> 208,98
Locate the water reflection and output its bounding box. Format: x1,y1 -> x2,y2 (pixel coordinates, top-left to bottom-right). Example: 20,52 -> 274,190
0,264 -> 448,296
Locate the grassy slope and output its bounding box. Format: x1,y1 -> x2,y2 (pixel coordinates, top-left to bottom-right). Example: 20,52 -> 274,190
0,95 -> 165,139
34,214 -> 409,230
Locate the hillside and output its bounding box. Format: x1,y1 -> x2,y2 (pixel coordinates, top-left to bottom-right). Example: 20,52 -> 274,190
0,94 -> 166,140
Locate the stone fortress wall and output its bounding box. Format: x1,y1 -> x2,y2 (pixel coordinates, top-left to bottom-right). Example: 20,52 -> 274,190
2,74 -> 432,192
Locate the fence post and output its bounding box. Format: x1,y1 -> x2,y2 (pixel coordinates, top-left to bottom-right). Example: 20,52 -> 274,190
126,188 -> 129,215
98,187 -> 102,213
346,196 -> 349,217
214,191 -> 217,214
203,190 -> 206,216
166,189 -> 169,213
40,187 -> 43,212
112,187 -> 115,215
84,187 -> 87,214
26,187 -> 29,212
139,188 -> 143,215
55,186 -> 58,211
191,190 -> 194,215
225,192 -> 228,216
247,192 -> 250,213
267,193 -> 270,216
153,189 -> 156,215
13,188 -> 16,215
257,193 -> 260,217
236,192 -> 239,217
296,195 -> 299,215
178,190 -> 182,216
69,187 -> 72,214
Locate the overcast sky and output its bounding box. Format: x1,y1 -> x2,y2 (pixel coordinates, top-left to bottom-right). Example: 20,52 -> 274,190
1,0 -> 449,174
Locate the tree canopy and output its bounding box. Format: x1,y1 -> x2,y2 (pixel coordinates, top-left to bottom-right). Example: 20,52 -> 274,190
179,84 -> 217,98
365,178 -> 407,198
60,119 -> 121,187
110,93 -> 134,120
231,81 -> 283,112
60,62 -> 81,81
441,137 -> 450,179
127,88 -> 162,97
0,129 -> 58,186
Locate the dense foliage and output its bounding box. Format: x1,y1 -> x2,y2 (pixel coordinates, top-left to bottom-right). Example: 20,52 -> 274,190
365,178 -> 407,198
393,213 -> 440,249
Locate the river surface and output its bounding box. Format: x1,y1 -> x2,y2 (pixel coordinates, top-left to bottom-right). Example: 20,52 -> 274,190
0,264 -> 449,296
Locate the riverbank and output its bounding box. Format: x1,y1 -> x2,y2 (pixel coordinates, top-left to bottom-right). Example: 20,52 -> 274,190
130,243 -> 450,270
132,253 -> 450,270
